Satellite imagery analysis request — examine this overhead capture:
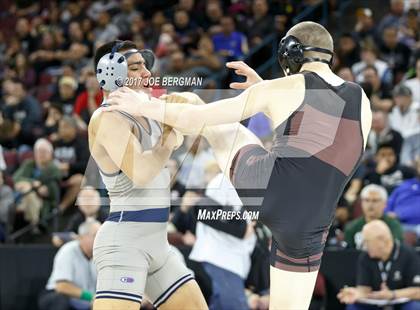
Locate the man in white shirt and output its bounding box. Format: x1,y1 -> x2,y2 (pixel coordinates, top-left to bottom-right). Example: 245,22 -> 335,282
189,163 -> 256,310
38,219 -> 100,310
389,85 -> 420,138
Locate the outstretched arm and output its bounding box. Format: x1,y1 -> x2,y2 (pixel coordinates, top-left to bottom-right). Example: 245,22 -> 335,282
105,81 -> 270,133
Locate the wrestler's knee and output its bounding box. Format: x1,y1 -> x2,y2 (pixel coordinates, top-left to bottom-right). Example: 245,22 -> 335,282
158,280 -> 207,310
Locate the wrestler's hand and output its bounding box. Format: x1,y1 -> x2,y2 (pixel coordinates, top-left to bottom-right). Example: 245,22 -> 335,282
105,87 -> 149,117
226,61 -> 263,90
160,92 -> 205,105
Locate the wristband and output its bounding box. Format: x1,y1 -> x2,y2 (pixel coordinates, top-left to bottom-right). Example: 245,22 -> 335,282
80,290 -> 93,301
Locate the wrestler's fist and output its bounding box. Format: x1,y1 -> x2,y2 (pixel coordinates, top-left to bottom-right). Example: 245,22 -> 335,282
160,92 -> 205,105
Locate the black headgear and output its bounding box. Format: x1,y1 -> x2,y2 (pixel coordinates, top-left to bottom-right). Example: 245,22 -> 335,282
277,35 -> 334,76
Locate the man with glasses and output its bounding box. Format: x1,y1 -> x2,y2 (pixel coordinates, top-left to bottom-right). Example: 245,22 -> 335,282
344,184 -> 403,249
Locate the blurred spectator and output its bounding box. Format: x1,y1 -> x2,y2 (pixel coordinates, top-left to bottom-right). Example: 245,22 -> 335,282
338,220 -> 420,310
361,65 -> 393,112
73,72 -> 103,126
112,0 -> 141,36
93,11 -> 120,45
190,162 -> 256,310
246,0 -> 274,47
1,79 -> 42,148
8,52 -> 37,89
337,33 -> 360,68
337,67 -> 356,82
52,187 -> 106,247
212,16 -> 249,61
13,139 -> 61,227
380,26 -> 412,83
363,143 -> 416,194
400,115 -> 420,167
399,9 -> 419,49
344,184 -> 403,249
354,8 -> 377,42
186,35 -> 223,81
200,2 -> 224,33
385,158 -> 420,237
29,31 -> 62,75
389,85 -> 420,138
15,17 -> 36,53
162,51 -> 199,92
404,58 -> 420,103
366,110 -> 403,159
0,171 -> 14,238
43,103 -> 64,142
176,136 -> 214,188
167,158 -> 186,206
377,0 -> 406,36
173,9 -> 197,44
53,116 -> 89,211
49,76 -> 79,116
39,219 -> 100,310
352,42 -> 392,86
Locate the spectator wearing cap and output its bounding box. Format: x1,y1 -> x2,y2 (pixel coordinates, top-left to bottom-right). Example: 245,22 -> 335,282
53,116 -> 89,211
385,158 -> 420,237
380,26 -> 412,83
389,85 -> 420,138
50,76 -> 79,116
354,8 -> 377,42
39,219 -> 100,310
344,184 -> 403,249
363,143 -> 416,194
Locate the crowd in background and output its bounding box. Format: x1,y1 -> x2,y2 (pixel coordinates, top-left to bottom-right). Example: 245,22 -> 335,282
0,0 -> 419,309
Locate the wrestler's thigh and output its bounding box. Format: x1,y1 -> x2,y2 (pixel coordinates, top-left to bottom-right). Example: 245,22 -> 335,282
158,280 -> 208,310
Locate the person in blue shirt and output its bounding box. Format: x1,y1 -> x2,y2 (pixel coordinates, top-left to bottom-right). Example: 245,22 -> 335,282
212,16 -> 248,61
385,157 -> 420,236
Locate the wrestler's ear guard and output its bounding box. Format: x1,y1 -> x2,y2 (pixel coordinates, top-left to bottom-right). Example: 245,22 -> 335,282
277,35 -> 334,76
96,40 -> 128,92
139,49 -> 155,71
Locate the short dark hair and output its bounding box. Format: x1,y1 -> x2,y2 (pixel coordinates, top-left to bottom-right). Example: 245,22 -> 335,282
94,40 -> 137,71
363,64 -> 378,75
376,142 -> 395,154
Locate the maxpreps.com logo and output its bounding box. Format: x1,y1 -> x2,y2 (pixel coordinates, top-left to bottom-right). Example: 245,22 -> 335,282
120,276 -> 135,283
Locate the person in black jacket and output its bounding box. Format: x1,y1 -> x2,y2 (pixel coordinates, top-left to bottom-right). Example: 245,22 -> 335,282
53,116 -> 89,211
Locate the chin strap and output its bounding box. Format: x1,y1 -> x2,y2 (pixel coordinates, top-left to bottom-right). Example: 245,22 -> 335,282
301,45 -> 334,66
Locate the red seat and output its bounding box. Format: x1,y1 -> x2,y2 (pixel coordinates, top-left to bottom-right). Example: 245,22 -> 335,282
18,150 -> 34,164
3,151 -> 18,173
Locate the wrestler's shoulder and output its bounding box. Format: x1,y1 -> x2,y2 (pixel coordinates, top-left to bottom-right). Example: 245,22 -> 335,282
258,74 -> 305,89
88,108 -> 125,131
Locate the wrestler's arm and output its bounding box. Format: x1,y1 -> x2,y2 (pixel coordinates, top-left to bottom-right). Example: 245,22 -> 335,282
202,76 -> 304,178
106,81 -> 271,133
91,112 -> 180,187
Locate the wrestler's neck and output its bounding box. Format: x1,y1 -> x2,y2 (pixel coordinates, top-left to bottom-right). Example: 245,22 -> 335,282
300,61 -> 332,74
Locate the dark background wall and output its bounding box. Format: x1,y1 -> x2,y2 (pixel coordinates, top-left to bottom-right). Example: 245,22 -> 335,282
0,246 -> 362,310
